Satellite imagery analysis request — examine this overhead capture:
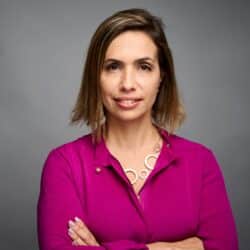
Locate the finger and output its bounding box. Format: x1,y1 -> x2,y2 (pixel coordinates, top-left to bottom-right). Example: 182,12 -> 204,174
72,222 -> 98,246
74,216 -> 86,228
68,228 -> 82,242
74,217 -> 100,246
72,237 -> 87,246
69,219 -> 99,246
68,228 -> 87,246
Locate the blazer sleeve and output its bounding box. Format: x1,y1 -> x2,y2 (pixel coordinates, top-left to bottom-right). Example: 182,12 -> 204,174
196,149 -> 239,250
37,149 -> 148,250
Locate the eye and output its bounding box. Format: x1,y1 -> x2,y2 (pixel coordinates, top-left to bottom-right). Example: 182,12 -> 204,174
105,63 -> 120,71
140,64 -> 152,71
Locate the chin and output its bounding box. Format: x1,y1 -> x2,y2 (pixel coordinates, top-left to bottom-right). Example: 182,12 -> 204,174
109,111 -> 149,123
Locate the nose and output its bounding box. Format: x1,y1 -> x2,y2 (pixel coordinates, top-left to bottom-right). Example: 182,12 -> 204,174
120,67 -> 136,91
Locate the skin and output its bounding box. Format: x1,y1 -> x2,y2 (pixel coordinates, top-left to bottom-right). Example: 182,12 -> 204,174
67,31 -> 204,250
99,30 -> 164,154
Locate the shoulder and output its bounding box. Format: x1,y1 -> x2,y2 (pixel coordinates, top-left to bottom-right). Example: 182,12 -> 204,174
170,133 -> 213,155
169,133 -> 218,166
41,132 -> 95,179
44,132 -> 94,163
170,133 -> 221,173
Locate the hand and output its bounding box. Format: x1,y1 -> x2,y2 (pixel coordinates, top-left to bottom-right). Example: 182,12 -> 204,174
146,237 -> 204,250
146,241 -> 172,250
68,216 -> 100,246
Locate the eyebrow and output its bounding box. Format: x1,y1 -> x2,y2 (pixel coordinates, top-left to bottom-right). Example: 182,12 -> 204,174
103,57 -> 155,64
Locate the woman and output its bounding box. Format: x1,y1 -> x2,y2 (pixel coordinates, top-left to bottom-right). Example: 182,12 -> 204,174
37,8 -> 239,250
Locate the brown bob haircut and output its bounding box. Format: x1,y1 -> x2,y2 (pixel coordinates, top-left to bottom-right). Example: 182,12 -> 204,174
69,8 -> 186,144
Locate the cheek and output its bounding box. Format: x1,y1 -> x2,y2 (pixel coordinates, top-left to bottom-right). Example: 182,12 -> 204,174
149,91 -> 158,105
147,80 -> 160,96
137,71 -> 161,89
100,78 -> 111,96
100,89 -> 111,106
144,82 -> 160,105
100,74 -> 119,96
100,83 -> 115,107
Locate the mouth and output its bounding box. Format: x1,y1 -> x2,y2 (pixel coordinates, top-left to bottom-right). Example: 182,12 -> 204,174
113,98 -> 142,109
114,97 -> 142,101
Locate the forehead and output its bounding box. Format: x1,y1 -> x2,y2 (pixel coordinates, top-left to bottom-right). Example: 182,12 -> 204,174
104,31 -> 158,61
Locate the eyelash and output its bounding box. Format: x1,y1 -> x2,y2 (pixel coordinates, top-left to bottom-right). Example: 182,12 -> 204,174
105,63 -> 152,72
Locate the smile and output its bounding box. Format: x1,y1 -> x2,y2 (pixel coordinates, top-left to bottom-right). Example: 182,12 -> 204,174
114,98 -> 142,109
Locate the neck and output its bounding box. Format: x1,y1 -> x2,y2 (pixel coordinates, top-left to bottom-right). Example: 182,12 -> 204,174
103,117 -> 161,155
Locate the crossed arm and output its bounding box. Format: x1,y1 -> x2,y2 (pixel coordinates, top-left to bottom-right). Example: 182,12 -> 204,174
37,149 -> 238,250
67,216 -> 204,250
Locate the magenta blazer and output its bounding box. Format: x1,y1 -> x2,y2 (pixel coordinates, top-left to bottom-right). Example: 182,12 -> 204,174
37,128 -> 239,249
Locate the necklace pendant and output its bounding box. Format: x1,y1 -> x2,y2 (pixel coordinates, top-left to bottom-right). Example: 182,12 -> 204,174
139,169 -> 149,180
124,168 -> 138,185
144,153 -> 158,170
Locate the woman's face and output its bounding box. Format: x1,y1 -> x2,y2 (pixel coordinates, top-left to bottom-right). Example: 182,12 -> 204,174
100,30 -> 162,124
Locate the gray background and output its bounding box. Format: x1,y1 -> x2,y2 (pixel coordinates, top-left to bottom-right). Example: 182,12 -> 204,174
0,0 -> 249,249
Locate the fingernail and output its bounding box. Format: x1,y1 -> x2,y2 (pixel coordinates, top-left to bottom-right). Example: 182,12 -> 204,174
68,220 -> 75,227
74,216 -> 81,222
68,228 -> 74,234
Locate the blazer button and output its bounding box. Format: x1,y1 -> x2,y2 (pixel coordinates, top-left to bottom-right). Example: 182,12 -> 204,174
95,167 -> 102,173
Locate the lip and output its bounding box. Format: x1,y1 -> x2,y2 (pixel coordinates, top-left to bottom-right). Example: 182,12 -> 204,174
114,98 -> 142,110
114,97 -> 143,101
